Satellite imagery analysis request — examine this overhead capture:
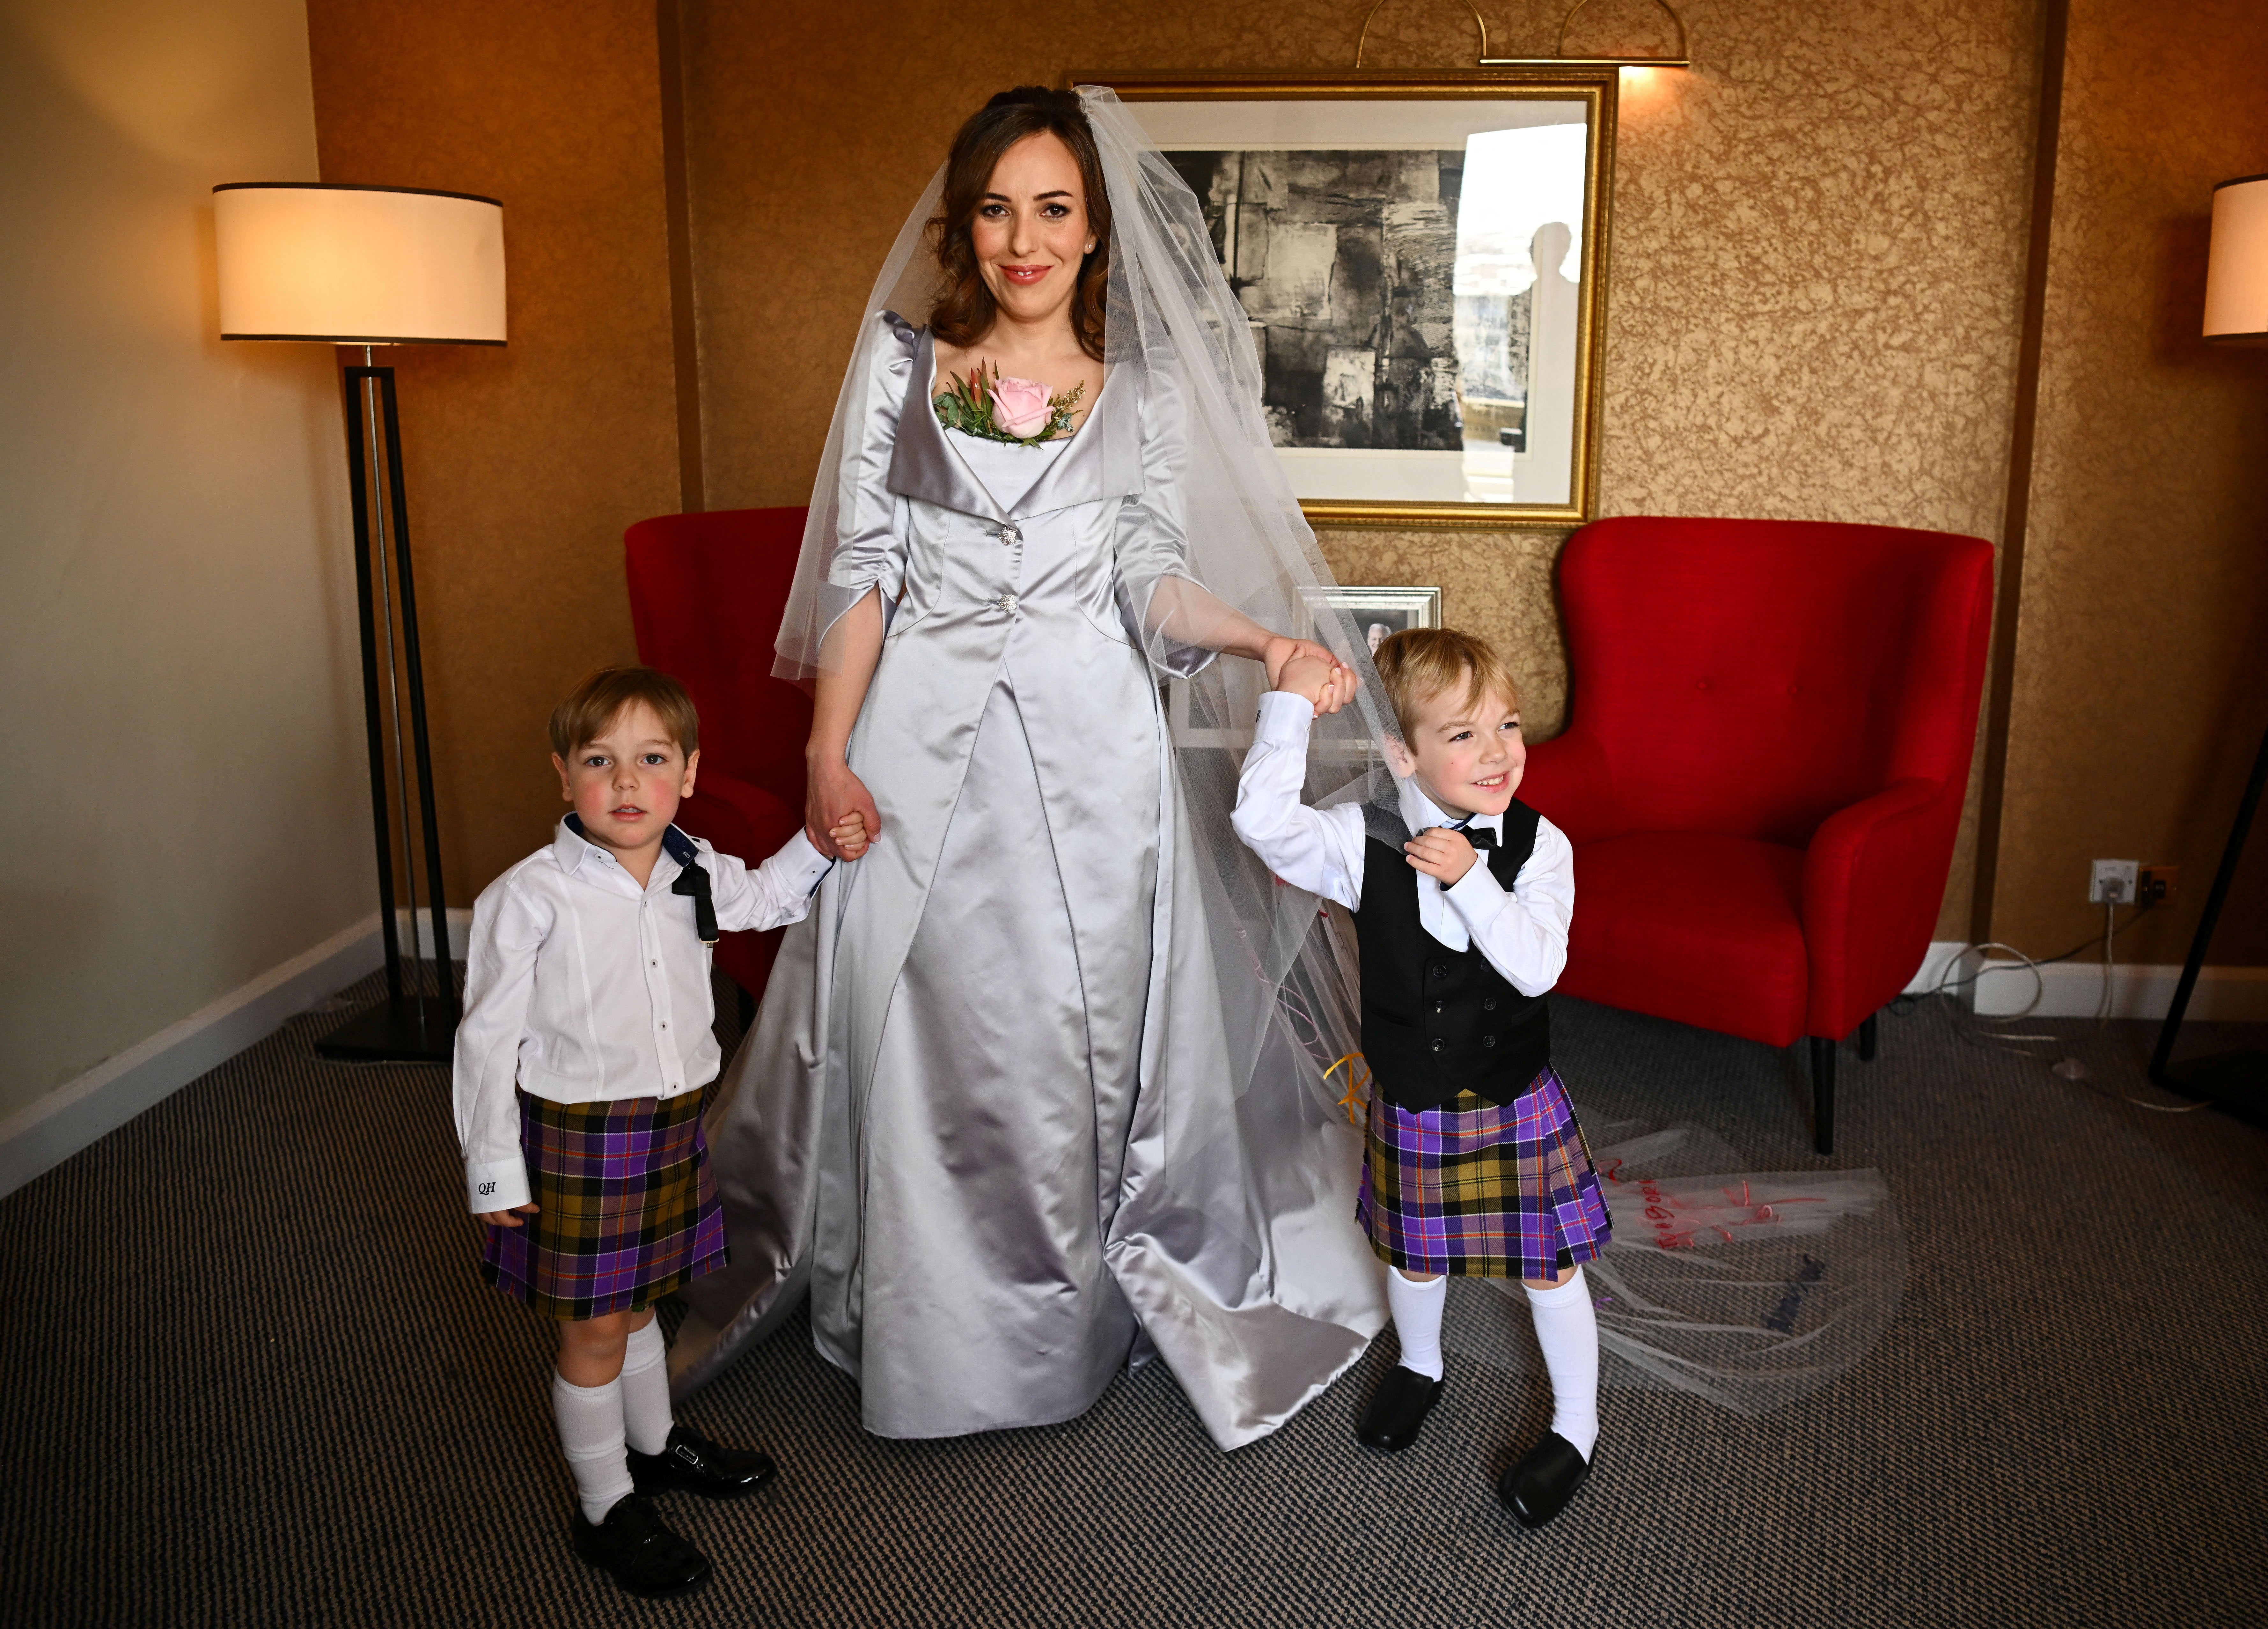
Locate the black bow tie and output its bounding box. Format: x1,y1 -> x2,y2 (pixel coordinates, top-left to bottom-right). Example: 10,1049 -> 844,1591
1456,824 -> 1497,849
672,862 -> 719,944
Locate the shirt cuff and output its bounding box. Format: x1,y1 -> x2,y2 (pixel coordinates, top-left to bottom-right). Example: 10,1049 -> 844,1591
466,1159 -> 531,1214
1445,852 -> 1509,924
780,829 -> 835,893
1253,688 -> 1316,747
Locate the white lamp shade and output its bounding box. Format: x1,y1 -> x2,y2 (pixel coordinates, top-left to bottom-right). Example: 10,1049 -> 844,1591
214,184 -> 506,344
2203,174 -> 2268,342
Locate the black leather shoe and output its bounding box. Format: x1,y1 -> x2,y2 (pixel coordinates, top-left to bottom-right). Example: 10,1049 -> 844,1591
629,1424 -> 778,1500
569,1494 -> 711,1597
1498,1432 -> 1592,1528
1356,1365 -> 1445,1451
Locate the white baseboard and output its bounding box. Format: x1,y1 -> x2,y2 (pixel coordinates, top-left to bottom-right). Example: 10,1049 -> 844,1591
1903,942 -> 1974,999
0,914 -> 391,1201
1904,940 -> 2268,1021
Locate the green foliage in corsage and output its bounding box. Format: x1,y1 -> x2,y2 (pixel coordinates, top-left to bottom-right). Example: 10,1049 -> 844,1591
933,361 -> 1086,447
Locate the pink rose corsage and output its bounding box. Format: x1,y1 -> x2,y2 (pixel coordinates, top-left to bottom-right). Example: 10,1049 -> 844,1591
989,375 -> 1054,438
933,359 -> 1086,446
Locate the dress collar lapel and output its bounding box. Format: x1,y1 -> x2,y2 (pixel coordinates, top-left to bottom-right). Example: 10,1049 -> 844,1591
887,328 -> 1143,522
1012,362 -> 1139,518
888,328 -> 1006,521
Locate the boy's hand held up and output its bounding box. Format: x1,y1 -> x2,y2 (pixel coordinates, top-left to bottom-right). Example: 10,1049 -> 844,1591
830,811 -> 871,860
1273,651 -> 1355,715
1404,826 -> 1477,885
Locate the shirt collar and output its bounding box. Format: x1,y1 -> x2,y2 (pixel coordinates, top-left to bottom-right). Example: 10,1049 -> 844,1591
554,814 -> 701,880
554,814 -> 598,873
1393,778 -> 1504,842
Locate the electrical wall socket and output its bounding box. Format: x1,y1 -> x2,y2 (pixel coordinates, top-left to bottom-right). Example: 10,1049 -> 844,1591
2089,858 -> 2139,904
2139,864 -> 2178,904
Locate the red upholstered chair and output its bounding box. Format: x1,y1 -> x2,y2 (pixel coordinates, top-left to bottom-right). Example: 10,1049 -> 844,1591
1518,517 -> 1994,1154
624,507 -> 814,1012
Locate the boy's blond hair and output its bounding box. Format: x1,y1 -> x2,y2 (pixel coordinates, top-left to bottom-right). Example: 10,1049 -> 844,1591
548,666 -> 700,759
1372,627 -> 1520,743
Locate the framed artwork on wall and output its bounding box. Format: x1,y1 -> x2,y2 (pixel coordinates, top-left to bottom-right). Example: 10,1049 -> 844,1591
1076,69 -> 1618,529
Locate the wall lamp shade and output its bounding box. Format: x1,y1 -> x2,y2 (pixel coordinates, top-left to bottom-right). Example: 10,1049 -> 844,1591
2204,174 -> 2268,343
213,183 -> 505,345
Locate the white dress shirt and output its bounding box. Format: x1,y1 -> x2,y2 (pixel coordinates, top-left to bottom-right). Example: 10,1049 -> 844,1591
452,821 -> 833,1213
1231,690 -> 1574,995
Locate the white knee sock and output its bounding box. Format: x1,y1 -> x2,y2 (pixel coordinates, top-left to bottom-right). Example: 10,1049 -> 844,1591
619,1318 -> 675,1457
1524,1267 -> 1600,1461
1387,1268 -> 1448,1381
552,1371 -> 635,1525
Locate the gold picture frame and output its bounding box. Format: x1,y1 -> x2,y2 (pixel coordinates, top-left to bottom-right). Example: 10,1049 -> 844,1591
1074,68 -> 1618,530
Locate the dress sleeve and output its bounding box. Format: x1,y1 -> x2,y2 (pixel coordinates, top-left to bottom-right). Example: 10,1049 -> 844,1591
1110,362 -> 1217,679
813,311 -> 919,647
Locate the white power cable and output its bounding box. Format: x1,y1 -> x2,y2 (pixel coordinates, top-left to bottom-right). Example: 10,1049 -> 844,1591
1926,914 -> 2207,1112
2096,900 -> 2115,1022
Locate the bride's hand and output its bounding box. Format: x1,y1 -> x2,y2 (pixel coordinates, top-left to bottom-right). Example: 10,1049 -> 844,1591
1261,636 -> 1358,715
805,757 -> 882,859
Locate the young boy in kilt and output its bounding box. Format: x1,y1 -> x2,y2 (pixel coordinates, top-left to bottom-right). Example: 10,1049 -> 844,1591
453,666 -> 869,1597
1231,628 -> 1609,1529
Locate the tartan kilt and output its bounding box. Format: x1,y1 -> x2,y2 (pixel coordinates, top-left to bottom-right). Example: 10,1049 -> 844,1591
481,1088 -> 728,1320
1355,1066 -> 1612,1280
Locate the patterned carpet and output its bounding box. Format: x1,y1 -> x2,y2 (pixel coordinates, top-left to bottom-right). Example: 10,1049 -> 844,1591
3,971 -> 2264,1627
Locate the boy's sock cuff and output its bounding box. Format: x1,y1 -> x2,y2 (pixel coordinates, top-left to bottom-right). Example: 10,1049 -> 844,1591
1523,1265 -> 1589,1306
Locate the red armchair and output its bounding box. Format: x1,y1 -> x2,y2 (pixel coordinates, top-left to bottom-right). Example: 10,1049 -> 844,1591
624,507 -> 814,1011
1519,517 -> 1994,1153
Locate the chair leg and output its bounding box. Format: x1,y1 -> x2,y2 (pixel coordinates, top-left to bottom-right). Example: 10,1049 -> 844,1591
1858,1012 -> 1879,1063
1809,1036 -> 1837,1156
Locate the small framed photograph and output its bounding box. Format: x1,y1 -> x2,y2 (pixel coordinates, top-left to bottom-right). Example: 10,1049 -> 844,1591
1079,69 -> 1618,530
1305,585 -> 1444,655
1168,585 -> 1443,751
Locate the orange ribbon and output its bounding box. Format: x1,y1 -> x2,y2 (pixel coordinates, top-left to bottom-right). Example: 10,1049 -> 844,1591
1322,1052 -> 1371,1127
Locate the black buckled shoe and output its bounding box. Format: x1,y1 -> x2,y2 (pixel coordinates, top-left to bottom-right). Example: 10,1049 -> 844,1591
1498,1432 -> 1592,1529
569,1494 -> 711,1597
629,1424 -> 778,1500
1356,1365 -> 1446,1452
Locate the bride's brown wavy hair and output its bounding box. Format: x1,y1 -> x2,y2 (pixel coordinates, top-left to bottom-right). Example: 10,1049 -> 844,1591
928,87 -> 1110,364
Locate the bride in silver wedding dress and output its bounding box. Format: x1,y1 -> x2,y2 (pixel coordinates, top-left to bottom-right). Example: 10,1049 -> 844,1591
669,86 -> 1402,1447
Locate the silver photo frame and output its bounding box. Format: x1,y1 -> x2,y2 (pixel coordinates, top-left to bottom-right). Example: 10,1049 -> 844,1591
1168,584 -> 1444,752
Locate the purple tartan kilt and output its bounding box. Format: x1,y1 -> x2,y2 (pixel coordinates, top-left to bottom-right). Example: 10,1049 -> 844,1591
481,1088 -> 728,1320
1355,1066 -> 1612,1281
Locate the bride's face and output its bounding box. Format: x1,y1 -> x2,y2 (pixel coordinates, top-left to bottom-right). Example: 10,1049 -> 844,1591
971,132 -> 1094,330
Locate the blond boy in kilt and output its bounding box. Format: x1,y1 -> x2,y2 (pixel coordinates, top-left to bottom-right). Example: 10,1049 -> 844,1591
454,667 -> 869,1597
1231,629 -> 1609,1529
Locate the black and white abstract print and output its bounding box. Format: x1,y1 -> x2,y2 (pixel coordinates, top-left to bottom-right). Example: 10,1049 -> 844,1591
1163,148 -> 1530,454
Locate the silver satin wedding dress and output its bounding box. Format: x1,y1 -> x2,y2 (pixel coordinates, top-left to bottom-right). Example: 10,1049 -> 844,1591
672,314 -> 1386,1445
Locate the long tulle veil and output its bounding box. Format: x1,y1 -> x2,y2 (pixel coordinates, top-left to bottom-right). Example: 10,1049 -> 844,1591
756,87 -> 1905,1427
773,86 -> 1396,1183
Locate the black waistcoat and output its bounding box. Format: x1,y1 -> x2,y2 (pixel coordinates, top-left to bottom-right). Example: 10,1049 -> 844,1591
1356,798 -> 1552,1113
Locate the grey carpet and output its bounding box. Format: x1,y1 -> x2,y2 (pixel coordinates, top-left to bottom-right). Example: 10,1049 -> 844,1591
4,971 -> 2264,1627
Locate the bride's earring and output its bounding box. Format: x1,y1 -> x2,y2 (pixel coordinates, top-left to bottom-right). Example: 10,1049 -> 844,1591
1085,240 -> 1097,254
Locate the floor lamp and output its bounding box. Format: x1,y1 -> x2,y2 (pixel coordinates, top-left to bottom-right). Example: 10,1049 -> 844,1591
213,183 -> 507,1062
2149,171 -> 2268,1118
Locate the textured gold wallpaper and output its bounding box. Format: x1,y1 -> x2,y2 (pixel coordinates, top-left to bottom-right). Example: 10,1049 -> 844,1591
679,0 -> 2041,937
1996,0 -> 2268,965
305,0 -> 684,902
300,0 -> 2266,976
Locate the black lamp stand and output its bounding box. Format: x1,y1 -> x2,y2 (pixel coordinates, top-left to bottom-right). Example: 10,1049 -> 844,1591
316,356 -> 458,1063
2148,720 -> 2267,1120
